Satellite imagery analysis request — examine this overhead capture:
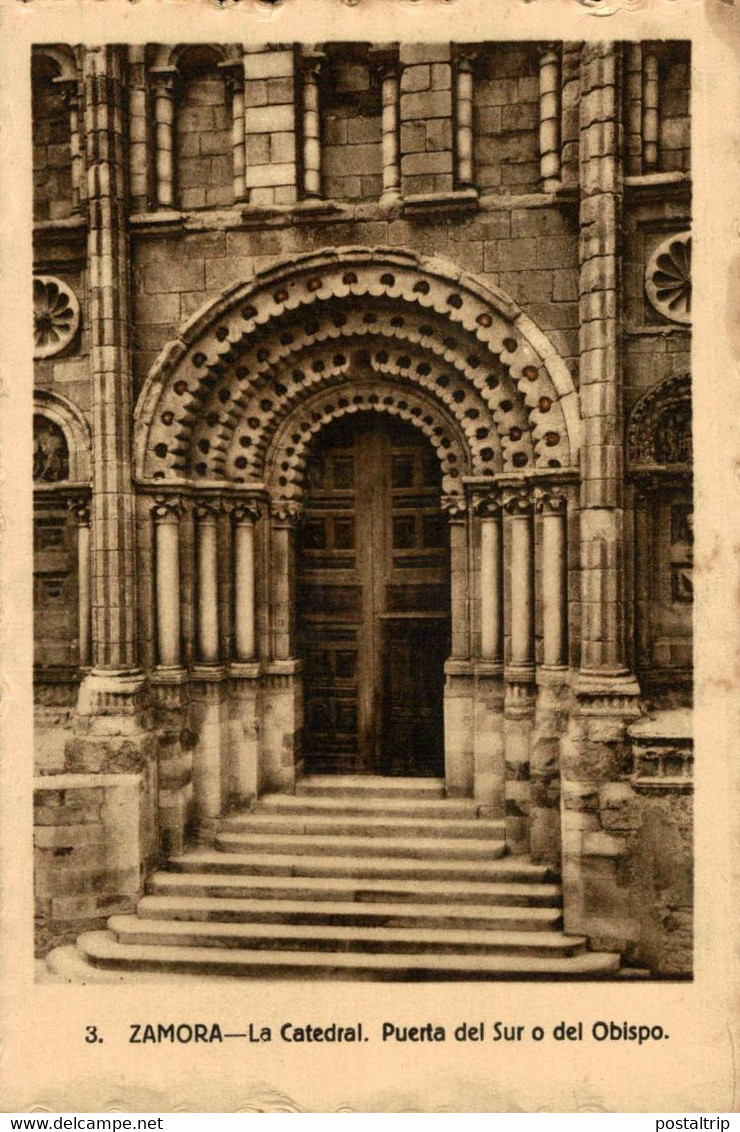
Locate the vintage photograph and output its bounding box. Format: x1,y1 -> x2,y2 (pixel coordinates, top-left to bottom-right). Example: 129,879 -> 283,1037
30,37 -> 694,984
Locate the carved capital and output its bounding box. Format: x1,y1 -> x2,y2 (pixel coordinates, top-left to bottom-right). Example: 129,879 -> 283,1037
220,61 -> 245,97
232,500 -> 262,525
502,486 -> 533,517
56,77 -> 80,111
67,497 -> 90,525
534,487 -> 567,516
193,498 -> 221,522
271,498 -> 304,526
471,487 -> 502,519
149,66 -> 182,101
440,493 -> 467,519
152,495 -> 183,522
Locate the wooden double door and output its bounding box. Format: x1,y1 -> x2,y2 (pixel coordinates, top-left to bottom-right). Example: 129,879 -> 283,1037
297,414 -> 450,776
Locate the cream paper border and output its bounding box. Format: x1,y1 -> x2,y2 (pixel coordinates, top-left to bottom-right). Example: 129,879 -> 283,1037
0,0 -> 737,1113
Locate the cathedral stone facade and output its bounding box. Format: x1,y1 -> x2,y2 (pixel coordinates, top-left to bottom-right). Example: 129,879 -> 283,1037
32,41 -> 693,978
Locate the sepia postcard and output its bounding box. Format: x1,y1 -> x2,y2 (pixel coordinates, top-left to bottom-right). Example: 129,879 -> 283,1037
0,0 -> 737,1113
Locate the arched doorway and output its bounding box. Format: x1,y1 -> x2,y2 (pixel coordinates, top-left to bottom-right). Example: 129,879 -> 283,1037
297,412 -> 449,776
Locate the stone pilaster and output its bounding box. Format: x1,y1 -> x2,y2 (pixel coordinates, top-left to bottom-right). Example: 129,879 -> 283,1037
576,42 -> 638,699
75,47 -> 148,731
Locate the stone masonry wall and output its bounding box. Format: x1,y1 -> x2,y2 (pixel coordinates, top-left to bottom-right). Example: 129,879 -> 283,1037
474,43 -> 542,195
175,47 -> 233,210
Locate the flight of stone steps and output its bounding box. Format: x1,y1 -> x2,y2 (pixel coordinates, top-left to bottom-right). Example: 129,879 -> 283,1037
49,776 -> 621,980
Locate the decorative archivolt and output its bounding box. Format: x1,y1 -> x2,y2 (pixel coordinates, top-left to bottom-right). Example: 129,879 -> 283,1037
134,248 -> 581,497
33,389 -> 92,483
627,373 -> 691,467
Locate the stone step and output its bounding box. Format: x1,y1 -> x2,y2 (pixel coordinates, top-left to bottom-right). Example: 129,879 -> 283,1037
76,931 -> 622,980
215,831 -> 506,860
220,813 -> 507,841
167,850 -> 552,885
256,794 -> 480,820
148,870 -> 562,907
138,894 -> 564,932
294,775 -> 445,799
108,915 -> 586,957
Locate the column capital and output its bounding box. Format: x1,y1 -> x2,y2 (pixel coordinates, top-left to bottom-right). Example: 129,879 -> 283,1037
441,493 -> 467,519
55,76 -> 80,109
219,60 -> 245,96
471,486 -> 502,518
232,500 -> 262,524
502,485 -> 533,517
152,494 -> 183,522
455,46 -> 479,71
67,497 -> 91,525
271,497 -> 304,526
299,48 -> 326,74
534,485 -> 568,515
149,65 -> 182,100
368,45 -> 399,74
193,497 -> 222,522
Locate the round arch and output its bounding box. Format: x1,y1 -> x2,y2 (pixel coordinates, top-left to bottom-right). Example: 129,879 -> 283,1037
134,247 -> 581,501
34,389 -> 92,483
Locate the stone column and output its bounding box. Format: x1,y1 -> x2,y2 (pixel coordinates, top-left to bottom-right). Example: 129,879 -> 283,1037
539,44 -> 561,190
151,67 -> 179,210
505,487 -> 535,678
536,487 -> 569,670
471,489 -> 505,818
58,78 -> 84,213
152,497 -> 183,671
455,53 -> 475,190
633,484 -> 654,671
222,62 -> 246,204
68,498 -> 92,669
441,494 -> 474,797
502,486 -> 535,854
380,62 -> 401,204
642,49 -> 660,172
300,52 -> 323,199
127,47 -> 149,211
233,502 -> 260,663
194,499 -> 221,667
476,490 -> 503,663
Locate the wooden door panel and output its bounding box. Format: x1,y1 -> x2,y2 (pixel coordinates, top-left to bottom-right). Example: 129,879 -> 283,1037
379,618 -> 448,776
297,414 -> 449,775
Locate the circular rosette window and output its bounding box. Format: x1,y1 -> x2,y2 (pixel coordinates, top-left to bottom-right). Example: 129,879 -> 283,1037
644,231 -> 691,325
33,275 -> 81,358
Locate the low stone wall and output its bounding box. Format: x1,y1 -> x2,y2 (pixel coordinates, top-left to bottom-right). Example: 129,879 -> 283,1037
561,707 -> 693,975
34,772 -> 154,956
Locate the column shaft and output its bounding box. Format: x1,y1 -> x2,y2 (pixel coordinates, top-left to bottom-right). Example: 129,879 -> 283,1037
302,62 -> 322,198
70,503 -> 92,668
456,58 -> 474,189
153,73 -> 176,209
539,46 -> 561,189
479,513 -> 503,662
84,46 -> 139,673
234,508 -> 258,662
380,67 -> 400,202
539,495 -> 568,668
643,51 -> 660,172
510,510 -> 534,669
196,508 -> 220,665
154,504 -> 182,669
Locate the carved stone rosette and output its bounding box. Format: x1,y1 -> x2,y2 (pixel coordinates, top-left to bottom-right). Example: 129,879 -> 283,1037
33,276 -> 81,359
645,232 -> 691,325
